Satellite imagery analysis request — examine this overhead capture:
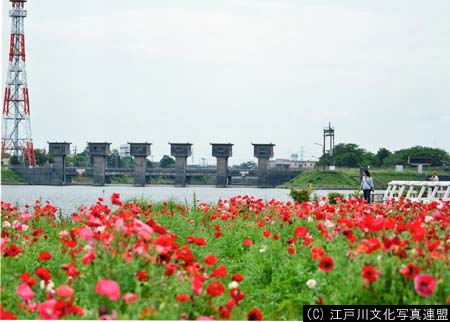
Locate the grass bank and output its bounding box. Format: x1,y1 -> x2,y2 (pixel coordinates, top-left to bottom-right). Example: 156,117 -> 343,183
282,169 -> 429,190
0,167 -> 25,184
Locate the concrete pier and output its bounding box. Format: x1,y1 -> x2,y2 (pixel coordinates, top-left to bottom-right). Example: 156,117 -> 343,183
88,142 -> 111,186
129,143 -> 151,186
252,143 -> 275,188
211,143 -> 233,187
170,143 -> 192,187
48,142 -> 71,185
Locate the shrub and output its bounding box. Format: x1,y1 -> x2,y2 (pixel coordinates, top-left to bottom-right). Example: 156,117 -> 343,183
289,186 -> 312,203
348,190 -> 363,199
327,192 -> 345,204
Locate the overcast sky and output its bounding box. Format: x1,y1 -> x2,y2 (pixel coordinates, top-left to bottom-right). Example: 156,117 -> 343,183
2,0 -> 449,165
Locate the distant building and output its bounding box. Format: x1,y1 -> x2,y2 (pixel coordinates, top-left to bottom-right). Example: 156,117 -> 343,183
119,144 -> 130,158
269,159 -> 317,170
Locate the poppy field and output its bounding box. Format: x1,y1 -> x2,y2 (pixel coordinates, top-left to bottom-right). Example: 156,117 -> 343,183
1,194 -> 449,320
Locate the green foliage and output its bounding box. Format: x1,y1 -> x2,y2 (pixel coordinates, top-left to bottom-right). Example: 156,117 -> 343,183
159,155 -> 176,168
65,153 -> 90,167
348,190 -> 363,199
34,149 -> 49,166
284,168 -> 436,190
285,170 -> 359,189
289,186 -> 312,202
239,161 -> 257,169
318,143 -> 450,168
375,148 -> 392,167
1,167 -> 25,184
382,146 -> 450,167
327,192 -> 345,204
9,155 -> 20,165
318,143 -> 375,168
110,175 -> 134,184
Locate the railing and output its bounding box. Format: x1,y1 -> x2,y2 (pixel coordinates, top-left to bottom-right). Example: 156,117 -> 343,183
384,181 -> 450,202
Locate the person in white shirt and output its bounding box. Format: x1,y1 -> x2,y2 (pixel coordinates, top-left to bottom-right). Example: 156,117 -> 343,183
361,170 -> 374,203
430,171 -> 439,182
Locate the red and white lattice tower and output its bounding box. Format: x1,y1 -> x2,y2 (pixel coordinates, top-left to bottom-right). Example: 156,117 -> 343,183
1,0 -> 36,166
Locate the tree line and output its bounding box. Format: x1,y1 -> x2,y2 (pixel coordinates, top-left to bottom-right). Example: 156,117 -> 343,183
318,144 -> 450,168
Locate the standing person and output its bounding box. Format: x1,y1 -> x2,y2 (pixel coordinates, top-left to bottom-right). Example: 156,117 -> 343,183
361,170 -> 374,203
430,171 -> 439,182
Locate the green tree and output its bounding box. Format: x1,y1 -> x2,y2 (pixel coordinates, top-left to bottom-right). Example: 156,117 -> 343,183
9,155 -> 20,165
374,148 -> 392,167
159,155 -> 176,168
382,146 -> 450,167
319,143 -> 373,168
34,149 -> 48,166
239,161 -> 257,169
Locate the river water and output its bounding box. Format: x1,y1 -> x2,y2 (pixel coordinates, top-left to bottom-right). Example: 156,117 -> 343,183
1,185 -> 365,214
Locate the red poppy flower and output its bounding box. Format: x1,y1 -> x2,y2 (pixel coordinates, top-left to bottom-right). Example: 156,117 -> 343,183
19,272 -> 37,286
232,273 -> 244,282
204,255 -> 218,266
288,246 -> 296,255
192,273 -> 206,295
0,305 -> 17,320
176,294 -> 190,302
311,246 -> 325,260
82,251 -> 97,265
273,234 -> 280,240
135,271 -> 148,281
32,228 -> 44,237
263,231 -> 271,238
361,265 -> 380,284
318,256 -> 334,272
96,279 -> 121,301
111,193 -> 123,206
4,244 -> 22,257
399,263 -> 421,280
414,274 -> 436,298
194,237 -> 208,246
35,267 -> 51,282
206,281 -> 225,297
243,239 -> 253,247
247,308 -> 263,321
210,265 -> 227,278
61,263 -> 80,278
294,226 -> 308,238
38,251 -> 52,261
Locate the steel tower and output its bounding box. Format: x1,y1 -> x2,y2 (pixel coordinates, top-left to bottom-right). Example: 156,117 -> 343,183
2,0 -> 36,166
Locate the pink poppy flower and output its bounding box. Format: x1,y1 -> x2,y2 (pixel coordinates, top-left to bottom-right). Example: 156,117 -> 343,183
17,282 -> 35,301
96,279 -> 121,301
39,299 -> 60,319
414,274 -> 436,298
122,293 -> 137,304
56,285 -> 74,298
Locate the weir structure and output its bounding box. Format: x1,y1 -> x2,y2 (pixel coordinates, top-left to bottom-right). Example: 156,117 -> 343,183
87,142 -> 111,186
48,142 -> 70,185
1,0 -> 36,166
211,143 -> 233,187
252,143 -> 275,188
12,141 -> 304,187
169,143 -> 192,187
129,142 -> 151,186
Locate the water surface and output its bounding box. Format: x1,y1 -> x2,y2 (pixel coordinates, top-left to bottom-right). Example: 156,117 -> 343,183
1,185 -> 372,214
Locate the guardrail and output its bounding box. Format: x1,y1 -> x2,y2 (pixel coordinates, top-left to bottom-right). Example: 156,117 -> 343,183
384,181 -> 450,203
